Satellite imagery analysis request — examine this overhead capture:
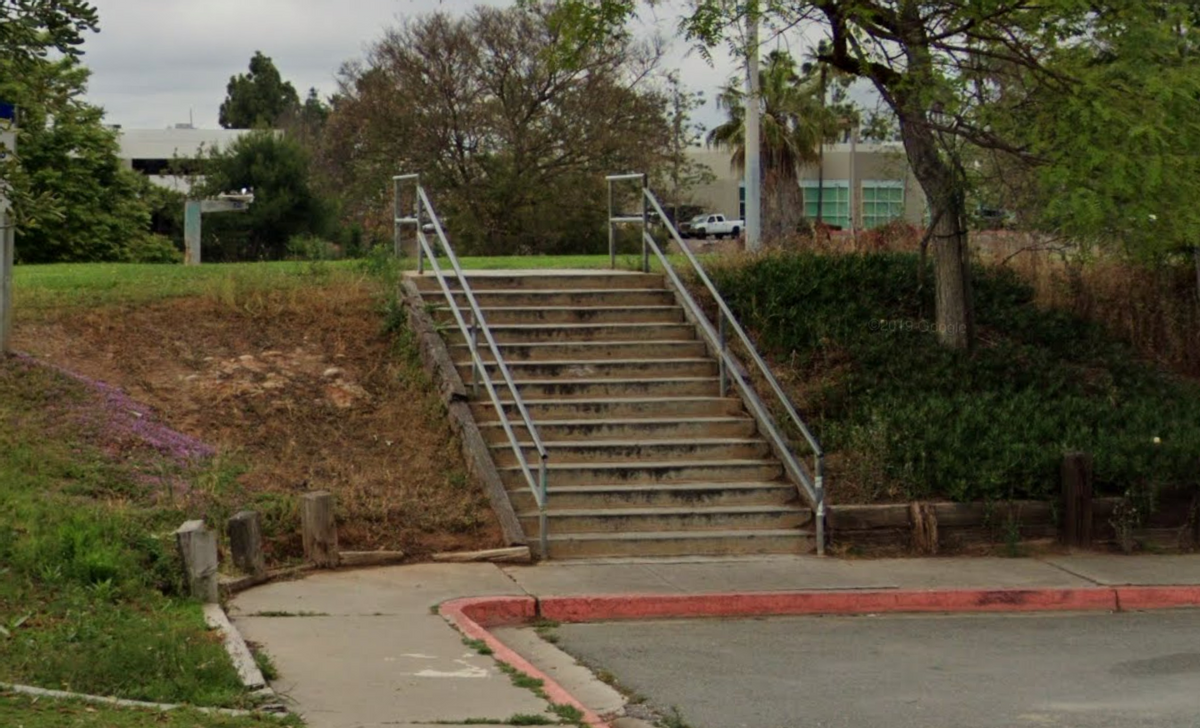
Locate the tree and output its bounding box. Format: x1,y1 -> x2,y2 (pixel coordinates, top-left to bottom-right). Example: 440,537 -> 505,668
1,55 -> 158,262
198,130 -> 332,260
0,0 -> 98,71
218,51 -> 300,129
706,49 -> 850,236
545,0 -> 1160,350
659,71 -> 715,225
320,4 -> 675,255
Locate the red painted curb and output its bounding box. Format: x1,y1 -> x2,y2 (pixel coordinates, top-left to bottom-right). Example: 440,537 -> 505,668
439,597 -> 608,728
1115,585 -> 1200,611
538,588 -> 1119,622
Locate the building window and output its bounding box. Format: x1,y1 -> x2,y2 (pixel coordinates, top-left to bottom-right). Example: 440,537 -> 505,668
738,182 -> 745,220
862,180 -> 905,229
801,181 -> 850,229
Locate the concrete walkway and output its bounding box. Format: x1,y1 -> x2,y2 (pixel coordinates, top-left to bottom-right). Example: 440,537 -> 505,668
228,554 -> 1200,728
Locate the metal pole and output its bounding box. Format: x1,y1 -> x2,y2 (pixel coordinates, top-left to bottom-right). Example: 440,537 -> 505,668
539,460 -> 549,560
718,311 -> 728,397
414,178 -> 425,274
608,179 -> 615,269
814,459 -> 826,557
744,1 -> 762,251
393,177 -> 401,259
470,312 -> 480,397
641,174 -> 649,273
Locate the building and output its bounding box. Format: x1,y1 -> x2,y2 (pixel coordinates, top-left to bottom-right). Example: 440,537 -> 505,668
115,126 -> 250,193
685,141 -> 927,231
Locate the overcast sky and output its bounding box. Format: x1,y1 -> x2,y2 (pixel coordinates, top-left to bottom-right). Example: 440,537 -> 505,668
78,0 -> 763,132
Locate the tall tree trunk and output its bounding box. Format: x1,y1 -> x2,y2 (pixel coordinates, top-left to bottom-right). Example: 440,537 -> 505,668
896,102 -> 974,349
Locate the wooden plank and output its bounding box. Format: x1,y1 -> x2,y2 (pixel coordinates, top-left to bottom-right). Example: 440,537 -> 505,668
432,546 -> 533,563
174,520 -> 219,603
300,491 -> 339,568
338,550 -> 407,567
827,504 -> 910,530
933,501 -> 1053,528
227,510 -> 265,576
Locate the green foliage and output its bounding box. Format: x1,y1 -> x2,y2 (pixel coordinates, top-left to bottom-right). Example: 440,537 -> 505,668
0,693 -> 302,728
1,56 -> 157,263
218,51 -> 300,129
711,252 -> 1200,503
0,360 -> 252,707
0,0 -> 99,70
199,130 -> 333,261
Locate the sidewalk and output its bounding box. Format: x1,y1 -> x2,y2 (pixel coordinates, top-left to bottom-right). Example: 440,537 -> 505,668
228,554 -> 1200,728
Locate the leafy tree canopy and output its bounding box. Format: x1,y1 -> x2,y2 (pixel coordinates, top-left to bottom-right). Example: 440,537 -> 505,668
218,51 -> 300,129
198,130 -> 332,260
0,0 -> 98,70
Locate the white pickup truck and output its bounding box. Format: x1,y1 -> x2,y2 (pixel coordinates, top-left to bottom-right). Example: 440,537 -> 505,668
685,213 -> 744,239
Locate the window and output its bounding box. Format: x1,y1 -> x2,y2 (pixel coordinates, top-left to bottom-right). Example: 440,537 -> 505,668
738,182 -> 745,220
801,181 -> 850,229
862,181 -> 905,229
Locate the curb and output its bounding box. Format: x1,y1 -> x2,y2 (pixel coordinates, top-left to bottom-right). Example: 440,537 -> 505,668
441,586 -> 1200,728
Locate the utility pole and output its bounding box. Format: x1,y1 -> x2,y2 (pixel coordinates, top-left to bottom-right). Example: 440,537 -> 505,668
0,102 -> 16,354
744,0 -> 762,251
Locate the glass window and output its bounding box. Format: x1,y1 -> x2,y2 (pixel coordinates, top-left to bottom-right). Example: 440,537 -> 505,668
861,181 -> 906,229
801,181 -> 850,229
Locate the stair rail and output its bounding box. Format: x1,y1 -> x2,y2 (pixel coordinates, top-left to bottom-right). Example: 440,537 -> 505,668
606,173 -> 827,555
394,174 -> 550,558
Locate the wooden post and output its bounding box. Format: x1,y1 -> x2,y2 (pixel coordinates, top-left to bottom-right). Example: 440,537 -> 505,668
175,520 -> 219,603
227,510 -> 265,576
1062,452 -> 1094,547
301,491 -> 339,567
909,501 -> 939,555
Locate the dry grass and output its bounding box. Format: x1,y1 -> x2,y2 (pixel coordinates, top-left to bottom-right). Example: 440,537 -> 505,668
12,267 -> 503,561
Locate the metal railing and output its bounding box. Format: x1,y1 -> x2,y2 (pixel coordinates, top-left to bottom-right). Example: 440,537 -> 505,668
605,173 -> 827,555
394,174 -> 550,557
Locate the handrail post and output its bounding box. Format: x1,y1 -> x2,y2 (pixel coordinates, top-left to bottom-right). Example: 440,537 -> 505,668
539,459 -> 549,559
392,177 -> 402,259
718,311 -> 728,397
608,178 -> 616,269
415,176 -> 425,274
641,175 -> 650,273
815,455 -> 826,557
469,311 -> 480,396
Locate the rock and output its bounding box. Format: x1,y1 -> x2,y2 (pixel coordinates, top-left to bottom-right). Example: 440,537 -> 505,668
322,367 -> 345,379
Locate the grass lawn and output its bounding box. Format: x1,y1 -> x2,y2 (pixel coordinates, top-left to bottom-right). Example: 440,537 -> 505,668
0,693 -> 301,728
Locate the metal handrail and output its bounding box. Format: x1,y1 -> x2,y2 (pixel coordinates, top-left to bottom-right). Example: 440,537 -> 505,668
394,175 -> 550,557
607,175 -> 827,555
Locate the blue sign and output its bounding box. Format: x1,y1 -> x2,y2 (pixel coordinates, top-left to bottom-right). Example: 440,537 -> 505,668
0,102 -> 14,123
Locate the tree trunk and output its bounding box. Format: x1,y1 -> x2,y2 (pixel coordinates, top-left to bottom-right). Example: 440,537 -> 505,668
896,104 -> 974,349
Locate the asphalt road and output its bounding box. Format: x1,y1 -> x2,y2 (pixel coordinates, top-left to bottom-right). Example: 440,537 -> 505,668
553,611 -> 1200,728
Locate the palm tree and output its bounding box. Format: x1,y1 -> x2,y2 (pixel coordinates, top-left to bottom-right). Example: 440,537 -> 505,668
707,50 -> 848,237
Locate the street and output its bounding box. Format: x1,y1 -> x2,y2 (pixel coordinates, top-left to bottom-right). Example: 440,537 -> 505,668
553,610 -> 1200,728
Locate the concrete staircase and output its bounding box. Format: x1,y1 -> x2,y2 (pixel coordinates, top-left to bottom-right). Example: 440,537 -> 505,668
411,270 -> 815,559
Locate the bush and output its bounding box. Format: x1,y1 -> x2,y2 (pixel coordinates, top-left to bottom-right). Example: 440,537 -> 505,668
123,233 -> 182,264
710,251 -> 1200,503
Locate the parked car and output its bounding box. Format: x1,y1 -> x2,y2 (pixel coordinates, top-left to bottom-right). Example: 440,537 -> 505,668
688,213 -> 744,239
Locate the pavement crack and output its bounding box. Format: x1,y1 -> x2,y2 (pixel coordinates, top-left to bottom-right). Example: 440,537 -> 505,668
1036,557 -> 1104,587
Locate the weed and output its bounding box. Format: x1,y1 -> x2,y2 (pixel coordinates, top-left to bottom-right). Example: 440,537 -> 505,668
252,649 -> 280,682
463,637 -> 495,655
549,702 -> 585,723
1002,518 -> 1024,558
533,618 -> 561,645
508,715 -> 555,726
498,662 -> 547,699
658,707 -> 695,728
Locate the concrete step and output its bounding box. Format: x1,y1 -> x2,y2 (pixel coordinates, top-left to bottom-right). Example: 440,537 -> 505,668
499,460 -> 784,489
453,340 -> 709,362
540,529 -> 815,558
491,438 -> 772,467
478,417 -> 758,444
518,505 -> 809,535
445,323 -> 697,344
410,272 -> 665,291
503,377 -> 720,400
508,482 -> 798,511
473,396 -> 746,421
437,288 -> 678,308
457,359 -> 718,382
434,306 -> 684,326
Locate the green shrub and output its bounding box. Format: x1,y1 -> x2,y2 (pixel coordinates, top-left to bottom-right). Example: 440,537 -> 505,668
710,251 -> 1200,502
123,233 -> 182,264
